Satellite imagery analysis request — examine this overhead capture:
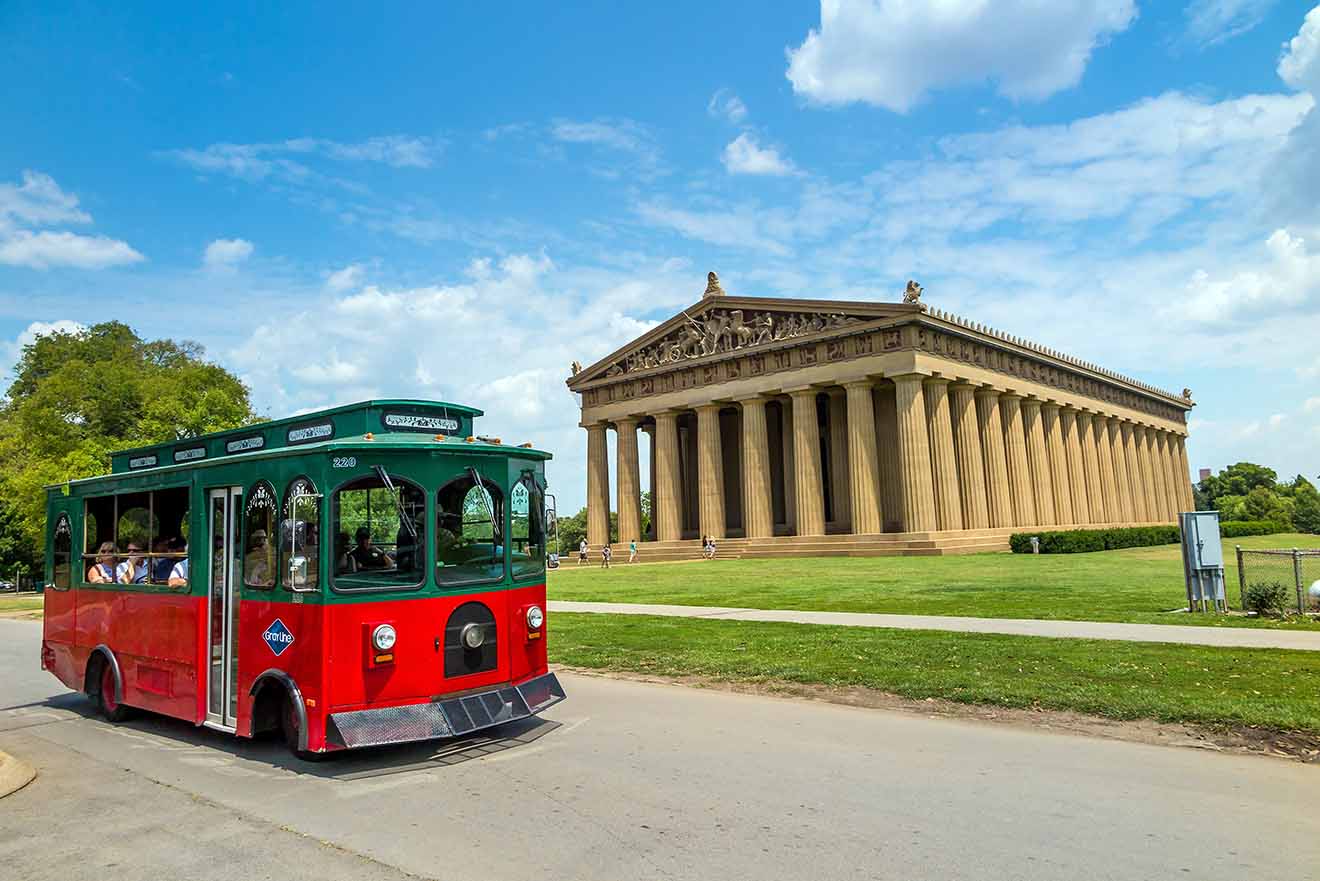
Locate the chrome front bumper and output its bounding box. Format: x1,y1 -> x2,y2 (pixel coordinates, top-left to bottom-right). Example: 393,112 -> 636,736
327,672 -> 566,750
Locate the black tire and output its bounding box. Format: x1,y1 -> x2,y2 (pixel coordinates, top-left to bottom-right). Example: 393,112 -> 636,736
92,656 -> 131,723
281,695 -> 326,761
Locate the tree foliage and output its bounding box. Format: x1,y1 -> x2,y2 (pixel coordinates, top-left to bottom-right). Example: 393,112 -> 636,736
0,322 -> 257,573
1194,464 -> 1320,535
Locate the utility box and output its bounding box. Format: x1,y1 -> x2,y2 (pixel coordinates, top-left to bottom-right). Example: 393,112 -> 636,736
1179,511 -> 1226,612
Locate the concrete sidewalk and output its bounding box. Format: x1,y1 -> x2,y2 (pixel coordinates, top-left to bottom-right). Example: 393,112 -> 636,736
549,601 -> 1320,651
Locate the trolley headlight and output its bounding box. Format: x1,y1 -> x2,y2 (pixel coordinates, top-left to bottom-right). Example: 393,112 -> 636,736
461,622 -> 486,650
526,605 -> 544,630
372,624 -> 397,651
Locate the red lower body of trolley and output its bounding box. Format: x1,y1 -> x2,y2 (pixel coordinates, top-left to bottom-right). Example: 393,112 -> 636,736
40,584 -> 564,754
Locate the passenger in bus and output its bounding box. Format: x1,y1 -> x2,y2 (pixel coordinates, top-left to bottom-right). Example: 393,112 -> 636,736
394,516 -> 422,571
349,527 -> 393,570
245,529 -> 275,587
87,542 -> 118,583
151,536 -> 175,583
116,542 -> 150,584
168,543 -> 189,587
335,531 -> 355,574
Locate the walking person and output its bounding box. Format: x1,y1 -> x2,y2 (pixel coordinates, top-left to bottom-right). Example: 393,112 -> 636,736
600,543 -> 612,568
707,535 -> 717,560
628,538 -> 637,564
578,538 -> 588,565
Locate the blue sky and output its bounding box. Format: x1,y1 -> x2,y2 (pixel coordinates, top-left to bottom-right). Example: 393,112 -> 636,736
3,1 -> 1320,512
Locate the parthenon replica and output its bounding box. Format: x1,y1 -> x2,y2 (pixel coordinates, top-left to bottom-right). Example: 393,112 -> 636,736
566,273 -> 1195,556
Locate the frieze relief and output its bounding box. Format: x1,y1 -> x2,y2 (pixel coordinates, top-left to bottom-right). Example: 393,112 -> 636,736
602,308 -> 865,378
581,322 -> 1187,426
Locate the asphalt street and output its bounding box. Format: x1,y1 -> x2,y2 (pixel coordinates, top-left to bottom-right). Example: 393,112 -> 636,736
2,617 -> 1319,881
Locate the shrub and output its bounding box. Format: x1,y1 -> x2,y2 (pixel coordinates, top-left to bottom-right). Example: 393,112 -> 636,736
1219,520 -> 1291,538
1010,525 -> 1179,554
1243,580 -> 1291,617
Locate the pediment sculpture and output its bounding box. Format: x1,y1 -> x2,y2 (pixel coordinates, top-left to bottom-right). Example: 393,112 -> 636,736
602,308 -> 863,377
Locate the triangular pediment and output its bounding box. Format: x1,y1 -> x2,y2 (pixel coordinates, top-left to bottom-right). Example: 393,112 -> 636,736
567,295 -> 919,388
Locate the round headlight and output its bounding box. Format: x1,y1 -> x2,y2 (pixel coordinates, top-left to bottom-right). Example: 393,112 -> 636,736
372,624 -> 397,651
461,622 -> 486,650
526,605 -> 545,630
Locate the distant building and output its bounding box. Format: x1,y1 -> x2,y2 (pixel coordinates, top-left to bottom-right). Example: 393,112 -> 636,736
1199,468 -> 1212,482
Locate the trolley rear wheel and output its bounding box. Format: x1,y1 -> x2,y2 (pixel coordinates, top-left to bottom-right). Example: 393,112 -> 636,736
95,659 -> 131,723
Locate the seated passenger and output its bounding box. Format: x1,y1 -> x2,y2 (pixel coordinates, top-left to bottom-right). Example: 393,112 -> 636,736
244,529 -> 274,587
335,531 -> 355,574
87,542 -> 118,583
168,543 -> 190,587
394,517 -> 422,572
116,542 -> 150,584
348,527 -> 393,570
151,536 -> 174,583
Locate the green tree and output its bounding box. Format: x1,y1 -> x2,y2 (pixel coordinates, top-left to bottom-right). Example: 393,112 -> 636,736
1242,486 -> 1293,523
556,507 -> 587,554
1197,462 -> 1277,510
0,322 -> 256,574
1291,476 -> 1320,534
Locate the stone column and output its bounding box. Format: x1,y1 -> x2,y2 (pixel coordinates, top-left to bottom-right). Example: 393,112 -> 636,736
789,389 -> 826,536
1042,403 -> 1074,526
1000,394 -> 1037,527
827,389 -> 851,528
1022,398 -> 1055,526
653,411 -> 683,542
1093,415 -> 1119,523
893,375 -> 936,533
1076,412 -> 1103,524
923,378 -> 963,532
615,418 -> 642,544
843,380 -> 883,535
1159,431 -> 1181,518
950,382 -> 989,530
1137,426 -> 1159,522
1140,427 -> 1166,522
1108,419 -> 1134,524
740,398 -> 774,539
1120,422 -> 1147,523
976,389 -> 1013,528
1176,435 -> 1195,512
586,422 -> 611,546
695,404 -> 726,540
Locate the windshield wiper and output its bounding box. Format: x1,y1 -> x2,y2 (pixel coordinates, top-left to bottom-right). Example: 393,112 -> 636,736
374,465 -> 418,541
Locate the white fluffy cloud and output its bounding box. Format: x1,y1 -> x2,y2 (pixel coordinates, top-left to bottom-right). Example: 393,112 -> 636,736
1179,228 -> 1320,324
707,89 -> 749,124
1184,0 -> 1278,47
722,134 -> 797,176
0,171 -> 143,269
203,238 -> 254,269
324,263 -> 365,292
231,253 -> 696,506
786,0 -> 1137,112
1270,5 -> 1320,224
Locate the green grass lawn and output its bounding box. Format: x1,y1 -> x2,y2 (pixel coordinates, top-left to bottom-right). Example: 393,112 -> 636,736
550,533 -> 1320,629
0,594 -> 43,613
550,612 -> 1320,733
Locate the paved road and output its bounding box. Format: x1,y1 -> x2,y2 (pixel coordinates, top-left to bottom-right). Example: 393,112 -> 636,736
551,600 -> 1320,650
3,618 -> 1319,881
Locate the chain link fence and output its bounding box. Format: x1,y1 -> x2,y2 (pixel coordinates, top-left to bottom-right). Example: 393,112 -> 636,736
1234,547 -> 1320,615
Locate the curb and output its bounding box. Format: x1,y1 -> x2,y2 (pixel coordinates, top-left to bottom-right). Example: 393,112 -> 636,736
0,749 -> 36,799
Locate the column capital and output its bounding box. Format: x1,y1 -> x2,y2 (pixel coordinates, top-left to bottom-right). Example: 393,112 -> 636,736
922,375 -> 953,387
614,416 -> 641,429
693,402 -> 724,415
974,386 -> 1002,400
786,385 -> 820,400
841,378 -> 875,392
1020,397 -> 1043,411
580,419 -> 610,430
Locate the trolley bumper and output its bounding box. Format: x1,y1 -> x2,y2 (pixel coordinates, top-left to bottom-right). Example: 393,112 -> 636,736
327,672 -> 566,750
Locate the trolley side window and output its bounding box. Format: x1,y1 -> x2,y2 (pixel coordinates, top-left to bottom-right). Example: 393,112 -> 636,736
280,477 -> 320,591
81,488 -> 190,586
52,514 -> 72,590
510,471 -> 545,580
243,481 -> 277,589
436,472 -> 505,586
331,473 -> 426,592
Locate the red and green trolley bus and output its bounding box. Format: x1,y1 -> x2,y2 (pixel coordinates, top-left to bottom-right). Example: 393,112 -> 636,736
41,399 -> 564,756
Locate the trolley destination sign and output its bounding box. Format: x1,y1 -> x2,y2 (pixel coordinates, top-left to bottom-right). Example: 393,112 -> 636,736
108,400 -> 484,475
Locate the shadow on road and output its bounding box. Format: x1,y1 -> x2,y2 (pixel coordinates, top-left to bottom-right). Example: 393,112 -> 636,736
3,690 -> 562,780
